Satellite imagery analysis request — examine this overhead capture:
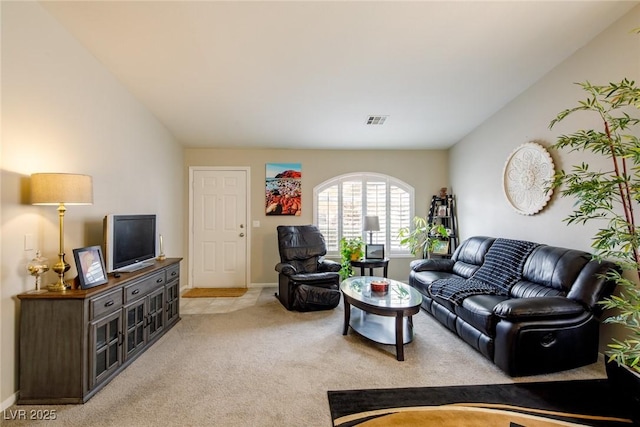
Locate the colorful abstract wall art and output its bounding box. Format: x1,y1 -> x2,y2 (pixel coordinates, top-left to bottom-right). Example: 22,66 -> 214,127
265,163 -> 302,215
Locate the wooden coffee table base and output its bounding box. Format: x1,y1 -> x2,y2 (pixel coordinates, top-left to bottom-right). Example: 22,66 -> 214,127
342,296 -> 420,361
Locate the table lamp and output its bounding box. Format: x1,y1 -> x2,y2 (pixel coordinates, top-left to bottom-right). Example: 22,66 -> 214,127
31,173 -> 93,291
364,215 -> 380,245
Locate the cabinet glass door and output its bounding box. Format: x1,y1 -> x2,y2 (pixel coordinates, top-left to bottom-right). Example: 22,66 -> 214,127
147,288 -> 165,341
90,310 -> 122,388
165,280 -> 180,326
124,299 -> 146,360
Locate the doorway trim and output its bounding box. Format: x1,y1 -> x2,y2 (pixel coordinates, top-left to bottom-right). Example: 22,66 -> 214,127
188,166 -> 251,289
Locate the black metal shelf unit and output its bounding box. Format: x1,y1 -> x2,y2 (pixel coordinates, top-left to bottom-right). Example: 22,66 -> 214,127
427,194 -> 458,257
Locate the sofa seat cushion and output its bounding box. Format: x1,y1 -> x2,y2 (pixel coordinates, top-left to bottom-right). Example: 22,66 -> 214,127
425,274 -> 471,312
455,294 -> 509,336
430,292 -> 457,312
412,271 -> 460,295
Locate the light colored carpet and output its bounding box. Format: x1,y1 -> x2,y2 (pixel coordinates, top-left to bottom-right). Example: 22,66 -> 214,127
6,287 -> 606,427
182,287 -> 248,298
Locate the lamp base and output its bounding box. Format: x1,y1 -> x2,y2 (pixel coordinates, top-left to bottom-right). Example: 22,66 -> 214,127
47,281 -> 68,292
157,254 -> 166,261
49,254 -> 70,292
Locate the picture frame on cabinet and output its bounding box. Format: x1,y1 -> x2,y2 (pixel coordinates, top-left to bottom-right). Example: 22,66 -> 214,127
432,240 -> 450,255
73,245 -> 108,289
437,205 -> 448,217
365,244 -> 385,260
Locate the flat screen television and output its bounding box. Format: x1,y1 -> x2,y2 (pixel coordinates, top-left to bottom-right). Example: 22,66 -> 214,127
103,214 -> 157,273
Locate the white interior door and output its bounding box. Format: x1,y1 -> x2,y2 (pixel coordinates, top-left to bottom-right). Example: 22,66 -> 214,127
191,168 -> 248,288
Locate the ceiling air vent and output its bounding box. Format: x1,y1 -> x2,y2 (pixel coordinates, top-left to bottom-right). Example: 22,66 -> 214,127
366,115 -> 388,125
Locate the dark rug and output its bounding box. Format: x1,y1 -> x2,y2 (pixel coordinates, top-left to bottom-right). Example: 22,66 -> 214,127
328,379 -> 637,426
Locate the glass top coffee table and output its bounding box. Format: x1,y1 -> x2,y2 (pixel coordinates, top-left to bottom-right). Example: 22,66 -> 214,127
340,276 -> 423,361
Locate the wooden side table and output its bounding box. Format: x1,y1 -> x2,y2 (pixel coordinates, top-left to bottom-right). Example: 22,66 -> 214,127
350,258 -> 390,278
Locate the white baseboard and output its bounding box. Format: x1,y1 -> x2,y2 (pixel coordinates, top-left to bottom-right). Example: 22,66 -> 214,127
1,391 -> 18,411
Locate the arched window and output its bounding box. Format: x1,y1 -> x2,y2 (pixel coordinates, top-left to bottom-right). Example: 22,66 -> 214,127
314,172 -> 414,256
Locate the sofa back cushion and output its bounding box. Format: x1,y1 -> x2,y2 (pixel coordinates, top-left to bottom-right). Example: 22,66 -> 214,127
521,245 -> 591,293
510,281 -> 565,298
451,236 -> 495,278
517,244 -> 618,312
567,259 -> 619,314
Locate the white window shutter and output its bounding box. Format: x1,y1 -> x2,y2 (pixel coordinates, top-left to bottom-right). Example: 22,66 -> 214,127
314,173 -> 414,255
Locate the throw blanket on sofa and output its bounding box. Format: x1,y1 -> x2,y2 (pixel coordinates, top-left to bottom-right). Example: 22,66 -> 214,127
430,238 -> 539,305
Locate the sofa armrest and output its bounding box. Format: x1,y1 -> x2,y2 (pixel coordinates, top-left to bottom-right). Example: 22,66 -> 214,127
494,296 -> 586,321
275,262 -> 297,276
410,258 -> 455,273
318,259 -> 341,273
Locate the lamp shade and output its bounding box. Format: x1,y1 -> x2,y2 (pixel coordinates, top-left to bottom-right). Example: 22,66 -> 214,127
31,173 -> 93,205
363,215 -> 380,232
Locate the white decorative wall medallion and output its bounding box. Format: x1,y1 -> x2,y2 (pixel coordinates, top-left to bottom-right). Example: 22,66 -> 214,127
503,142 -> 555,215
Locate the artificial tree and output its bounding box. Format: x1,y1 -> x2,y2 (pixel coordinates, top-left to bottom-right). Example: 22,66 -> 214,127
549,78 -> 640,373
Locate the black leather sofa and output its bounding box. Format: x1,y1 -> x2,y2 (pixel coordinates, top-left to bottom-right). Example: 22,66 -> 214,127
409,236 -> 618,376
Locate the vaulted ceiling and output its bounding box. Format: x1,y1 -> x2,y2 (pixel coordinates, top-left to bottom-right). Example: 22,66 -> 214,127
40,1 -> 638,150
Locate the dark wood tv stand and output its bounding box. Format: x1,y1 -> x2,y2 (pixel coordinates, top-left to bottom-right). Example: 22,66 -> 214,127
17,258 -> 182,404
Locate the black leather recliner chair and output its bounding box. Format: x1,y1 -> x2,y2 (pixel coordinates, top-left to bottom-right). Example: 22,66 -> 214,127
275,225 -> 342,311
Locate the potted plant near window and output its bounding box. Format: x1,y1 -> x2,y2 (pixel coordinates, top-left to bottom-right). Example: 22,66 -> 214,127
339,236 -> 364,279
398,216 -> 449,259
549,77 -> 640,420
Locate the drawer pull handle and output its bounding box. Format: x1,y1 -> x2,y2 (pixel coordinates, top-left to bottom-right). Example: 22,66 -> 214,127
132,289 -> 140,295
171,272 -> 177,277
156,278 -> 163,283
104,300 -> 115,307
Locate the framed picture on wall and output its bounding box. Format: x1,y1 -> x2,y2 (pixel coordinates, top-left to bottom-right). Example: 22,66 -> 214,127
73,245 -> 109,289
265,163 -> 302,216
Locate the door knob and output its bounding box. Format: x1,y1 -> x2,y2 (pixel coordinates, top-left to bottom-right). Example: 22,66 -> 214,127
239,233 -> 245,237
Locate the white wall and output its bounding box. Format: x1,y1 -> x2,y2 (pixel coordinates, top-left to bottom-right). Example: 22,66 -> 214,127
1,2 -> 184,408
184,148 -> 449,285
451,6 -> 640,248
450,6 -> 640,349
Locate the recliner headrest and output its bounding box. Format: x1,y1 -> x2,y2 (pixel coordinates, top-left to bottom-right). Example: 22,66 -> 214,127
277,225 -> 328,261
